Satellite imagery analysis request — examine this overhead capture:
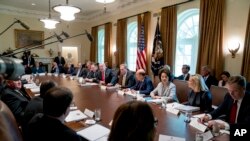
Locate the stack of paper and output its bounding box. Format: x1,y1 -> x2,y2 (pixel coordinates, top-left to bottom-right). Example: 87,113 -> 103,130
159,134 -> 185,141
145,98 -> 163,104
77,124 -> 110,141
30,87 -> 40,93
166,102 -> 200,112
23,83 -> 38,89
65,110 -> 87,122
81,83 -> 99,86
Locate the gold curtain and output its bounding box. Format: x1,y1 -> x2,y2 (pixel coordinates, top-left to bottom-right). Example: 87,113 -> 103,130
241,8 -> 250,81
196,0 -> 225,78
90,26 -> 98,62
137,12 -> 151,74
161,6 -> 177,72
116,19 -> 127,66
104,22 -> 112,67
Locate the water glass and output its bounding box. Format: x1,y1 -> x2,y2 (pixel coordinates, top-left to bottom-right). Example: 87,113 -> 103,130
94,108 -> 101,121
161,97 -> 168,109
195,132 -> 204,141
184,111 -> 192,123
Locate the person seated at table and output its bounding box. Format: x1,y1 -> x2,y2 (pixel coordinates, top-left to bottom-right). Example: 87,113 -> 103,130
26,87 -> 87,141
175,64 -> 190,81
23,80 -> 57,125
108,101 -> 156,141
218,71 -> 230,87
115,64 -> 135,88
187,74 -> 213,112
32,61 -> 45,74
129,69 -> 154,95
51,61 -> 60,74
72,62 -> 83,77
85,63 -> 101,82
200,75 -> 250,130
0,78 -> 29,123
81,61 -> 92,78
66,64 -> 75,75
97,63 -> 117,86
201,65 -> 218,88
150,68 -> 178,102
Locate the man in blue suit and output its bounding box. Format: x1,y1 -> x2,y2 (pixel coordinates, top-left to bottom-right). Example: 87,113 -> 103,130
98,63 -> 117,86
200,75 -> 250,130
130,69 -> 154,95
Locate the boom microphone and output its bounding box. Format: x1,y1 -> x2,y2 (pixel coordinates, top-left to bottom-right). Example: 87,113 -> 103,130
62,31 -> 69,38
85,30 -> 93,42
15,19 -> 30,30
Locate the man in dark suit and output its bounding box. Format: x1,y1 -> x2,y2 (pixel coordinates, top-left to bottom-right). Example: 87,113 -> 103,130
200,75 -> 250,130
54,52 -> 66,72
176,64 -> 190,81
130,69 -> 154,95
201,65 -> 218,88
85,63 -> 101,83
115,64 -> 135,88
98,63 -> 117,86
26,87 -> 87,141
81,61 -> 92,78
22,51 -> 35,74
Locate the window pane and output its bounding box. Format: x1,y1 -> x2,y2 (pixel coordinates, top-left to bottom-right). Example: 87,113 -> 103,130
127,19 -> 138,71
175,9 -> 199,76
98,26 -> 105,63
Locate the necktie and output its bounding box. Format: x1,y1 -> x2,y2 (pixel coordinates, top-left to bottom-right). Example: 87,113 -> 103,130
122,74 -> 126,86
229,100 -> 238,124
102,71 -> 105,81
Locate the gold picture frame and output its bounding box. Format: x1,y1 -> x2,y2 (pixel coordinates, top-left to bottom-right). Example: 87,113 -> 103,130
14,29 -> 44,48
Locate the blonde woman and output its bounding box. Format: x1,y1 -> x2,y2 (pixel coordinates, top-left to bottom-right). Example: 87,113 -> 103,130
187,74 -> 213,112
150,69 -> 178,102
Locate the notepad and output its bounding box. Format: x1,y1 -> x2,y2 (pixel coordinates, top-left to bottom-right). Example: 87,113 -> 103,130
65,110 -> 87,122
77,124 -> 110,141
159,134 -> 185,141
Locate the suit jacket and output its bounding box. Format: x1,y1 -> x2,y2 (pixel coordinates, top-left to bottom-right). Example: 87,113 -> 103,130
32,67 -> 45,74
26,114 -> 87,141
130,76 -> 154,95
54,56 -> 66,66
0,87 -> 29,123
87,71 -> 101,83
204,75 -> 218,89
96,69 -> 117,85
22,55 -> 35,67
187,90 -> 213,112
80,68 -> 91,78
209,92 -> 250,124
117,71 -> 136,88
151,82 -> 178,102
176,73 -> 190,81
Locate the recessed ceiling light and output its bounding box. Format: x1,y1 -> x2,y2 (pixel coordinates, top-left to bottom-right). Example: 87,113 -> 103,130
31,3 -> 36,6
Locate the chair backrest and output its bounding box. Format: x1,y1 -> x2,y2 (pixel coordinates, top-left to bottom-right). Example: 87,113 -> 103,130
210,85 -> 228,106
0,100 -> 23,141
173,79 -> 190,103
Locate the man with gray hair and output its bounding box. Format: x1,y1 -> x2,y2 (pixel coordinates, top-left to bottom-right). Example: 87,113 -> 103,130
115,64 -> 135,88
201,65 -> 218,88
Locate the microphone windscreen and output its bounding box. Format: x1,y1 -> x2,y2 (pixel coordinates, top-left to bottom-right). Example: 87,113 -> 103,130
55,33 -> 63,43
18,20 -> 30,30
62,31 -> 69,38
85,30 -> 93,42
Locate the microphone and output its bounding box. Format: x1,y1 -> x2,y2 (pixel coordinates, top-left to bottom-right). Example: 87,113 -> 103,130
15,19 -> 30,30
62,31 -> 69,38
85,30 -> 93,42
55,33 -> 63,43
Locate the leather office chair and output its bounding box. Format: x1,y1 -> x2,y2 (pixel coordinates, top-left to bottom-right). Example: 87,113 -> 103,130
173,79 -> 190,103
0,100 -> 23,141
210,85 -> 228,108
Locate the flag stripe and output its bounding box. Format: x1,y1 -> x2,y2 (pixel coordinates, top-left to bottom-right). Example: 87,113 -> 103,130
136,23 -> 147,71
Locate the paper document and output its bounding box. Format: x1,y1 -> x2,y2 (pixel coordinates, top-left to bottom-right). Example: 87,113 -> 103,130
146,98 -> 163,104
65,110 -> 87,122
159,134 -> 185,141
24,83 -> 37,89
30,88 -> 40,93
167,102 -> 200,112
77,124 -> 110,141
81,83 -> 99,86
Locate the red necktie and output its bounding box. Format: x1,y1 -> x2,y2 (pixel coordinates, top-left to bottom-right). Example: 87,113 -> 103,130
102,71 -> 105,81
229,101 -> 237,124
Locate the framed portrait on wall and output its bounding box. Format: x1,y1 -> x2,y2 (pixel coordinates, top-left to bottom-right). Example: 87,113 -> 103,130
14,29 -> 44,48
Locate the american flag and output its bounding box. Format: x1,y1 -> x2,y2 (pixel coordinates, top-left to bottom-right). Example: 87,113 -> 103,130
136,23 -> 146,71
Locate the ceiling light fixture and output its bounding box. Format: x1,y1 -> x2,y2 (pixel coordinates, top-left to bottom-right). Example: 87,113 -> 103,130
40,0 -> 60,29
96,0 -> 115,3
53,0 -> 81,21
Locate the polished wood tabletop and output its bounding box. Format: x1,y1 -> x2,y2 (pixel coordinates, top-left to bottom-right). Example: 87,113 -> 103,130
26,75 -> 229,141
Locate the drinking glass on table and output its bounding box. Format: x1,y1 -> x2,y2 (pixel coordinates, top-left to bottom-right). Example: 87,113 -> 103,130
94,108 -> 101,121
184,111 -> 192,123
161,97 -> 168,109
195,132 -> 204,141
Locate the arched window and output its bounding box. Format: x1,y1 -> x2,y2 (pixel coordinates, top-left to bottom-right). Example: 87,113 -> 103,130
127,18 -> 138,71
175,9 -> 199,76
98,26 -> 105,64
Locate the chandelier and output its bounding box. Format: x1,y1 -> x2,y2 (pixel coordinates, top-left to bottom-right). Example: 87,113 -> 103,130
53,0 -> 81,21
40,0 -> 60,29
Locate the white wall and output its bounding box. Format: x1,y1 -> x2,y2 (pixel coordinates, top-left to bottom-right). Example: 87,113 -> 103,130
0,13 -> 88,63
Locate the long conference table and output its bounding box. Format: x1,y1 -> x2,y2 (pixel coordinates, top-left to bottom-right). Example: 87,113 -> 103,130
26,75 -> 229,141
